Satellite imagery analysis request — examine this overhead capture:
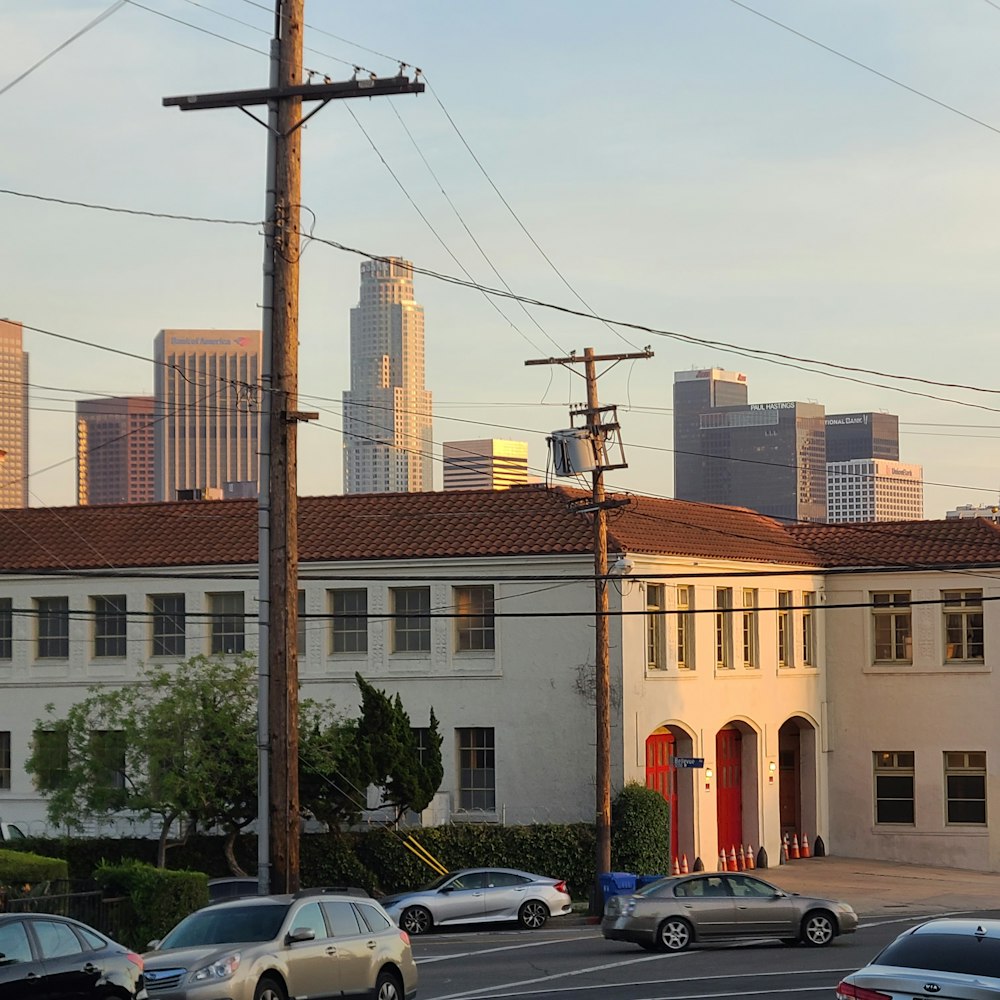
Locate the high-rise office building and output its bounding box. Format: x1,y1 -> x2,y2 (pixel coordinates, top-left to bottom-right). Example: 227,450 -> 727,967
0,319 -> 28,509
827,459 -> 923,522
673,368 -> 748,503
76,396 -> 155,505
343,258 -> 433,494
443,439 -> 528,491
947,504 -> 1000,523
825,412 -> 899,463
153,330 -> 261,502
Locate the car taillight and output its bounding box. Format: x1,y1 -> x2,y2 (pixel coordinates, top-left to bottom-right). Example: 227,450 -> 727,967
553,880 -> 568,894
126,952 -> 144,971
835,981 -> 891,1000
399,930 -> 411,946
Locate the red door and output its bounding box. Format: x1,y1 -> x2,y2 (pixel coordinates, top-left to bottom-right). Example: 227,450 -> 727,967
716,728 -> 742,854
645,732 -> 678,860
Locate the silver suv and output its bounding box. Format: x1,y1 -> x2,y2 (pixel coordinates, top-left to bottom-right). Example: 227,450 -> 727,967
142,887 -> 417,1000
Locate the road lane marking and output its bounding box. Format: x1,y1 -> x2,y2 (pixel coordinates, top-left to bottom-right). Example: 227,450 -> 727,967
417,935 -> 600,964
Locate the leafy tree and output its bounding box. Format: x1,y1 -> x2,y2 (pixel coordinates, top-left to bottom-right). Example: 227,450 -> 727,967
354,674 -> 444,823
27,655 -> 258,871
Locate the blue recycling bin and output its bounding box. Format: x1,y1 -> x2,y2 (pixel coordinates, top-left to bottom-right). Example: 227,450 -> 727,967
599,871 -> 637,901
636,874 -> 668,889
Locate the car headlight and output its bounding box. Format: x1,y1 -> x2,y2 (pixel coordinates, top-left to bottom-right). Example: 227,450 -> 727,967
192,953 -> 241,982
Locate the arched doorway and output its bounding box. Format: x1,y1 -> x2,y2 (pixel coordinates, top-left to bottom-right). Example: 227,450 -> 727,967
716,727 -> 742,854
779,716 -> 819,844
644,726 -> 696,862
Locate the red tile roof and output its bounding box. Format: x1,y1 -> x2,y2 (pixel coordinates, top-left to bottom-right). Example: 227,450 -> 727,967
0,485 -> 818,573
787,518 -> 1000,568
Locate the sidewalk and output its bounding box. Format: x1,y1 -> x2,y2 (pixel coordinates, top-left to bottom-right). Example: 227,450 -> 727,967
756,856 -> 1000,917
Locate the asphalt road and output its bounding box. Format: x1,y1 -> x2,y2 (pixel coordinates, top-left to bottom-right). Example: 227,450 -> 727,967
411,909 -> 1000,1000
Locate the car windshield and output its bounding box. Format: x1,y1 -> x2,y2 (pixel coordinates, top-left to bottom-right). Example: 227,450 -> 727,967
417,873 -> 455,892
159,903 -> 289,949
875,932 -> 1000,978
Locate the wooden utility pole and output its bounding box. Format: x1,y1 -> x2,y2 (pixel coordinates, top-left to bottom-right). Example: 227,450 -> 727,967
525,346 -> 652,884
164,2 -> 423,893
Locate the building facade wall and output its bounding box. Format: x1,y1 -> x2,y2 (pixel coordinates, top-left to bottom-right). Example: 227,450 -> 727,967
0,319 -> 28,510
76,396 -> 155,505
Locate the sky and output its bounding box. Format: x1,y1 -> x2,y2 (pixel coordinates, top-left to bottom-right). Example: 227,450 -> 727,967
4,0 -> 1000,517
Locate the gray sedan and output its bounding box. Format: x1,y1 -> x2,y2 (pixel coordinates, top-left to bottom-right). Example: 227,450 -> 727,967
602,872 -> 857,952
381,867 -> 572,935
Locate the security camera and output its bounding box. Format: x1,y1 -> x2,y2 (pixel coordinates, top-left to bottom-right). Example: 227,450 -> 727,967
610,556 -> 635,575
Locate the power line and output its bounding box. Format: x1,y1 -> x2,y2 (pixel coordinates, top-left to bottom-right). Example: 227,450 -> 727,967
0,0 -> 127,99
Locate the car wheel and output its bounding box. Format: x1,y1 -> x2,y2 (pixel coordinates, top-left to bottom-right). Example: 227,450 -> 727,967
254,975 -> 287,1000
800,910 -> 836,947
375,968 -> 404,1000
655,917 -> 693,952
518,900 -> 550,930
400,905 -> 433,936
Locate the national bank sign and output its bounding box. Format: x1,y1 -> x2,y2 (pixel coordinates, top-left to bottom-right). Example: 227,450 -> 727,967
169,336 -> 254,348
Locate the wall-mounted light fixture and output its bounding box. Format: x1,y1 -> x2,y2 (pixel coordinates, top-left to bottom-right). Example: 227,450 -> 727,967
768,760 -> 777,784
704,766 -> 713,792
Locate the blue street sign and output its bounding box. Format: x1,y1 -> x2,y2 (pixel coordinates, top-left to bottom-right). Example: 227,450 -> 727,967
671,756 -> 705,769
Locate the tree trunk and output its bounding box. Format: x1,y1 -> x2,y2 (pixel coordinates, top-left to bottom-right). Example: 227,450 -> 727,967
224,827 -> 247,876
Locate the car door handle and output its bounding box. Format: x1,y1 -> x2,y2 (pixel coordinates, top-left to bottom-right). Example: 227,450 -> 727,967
325,946 -> 337,956
367,940 -> 377,950
83,962 -> 100,973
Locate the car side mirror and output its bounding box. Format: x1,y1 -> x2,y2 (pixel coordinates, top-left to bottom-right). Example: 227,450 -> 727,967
772,891 -> 786,899
439,885 -> 454,893
147,940 -> 161,950
287,927 -> 316,943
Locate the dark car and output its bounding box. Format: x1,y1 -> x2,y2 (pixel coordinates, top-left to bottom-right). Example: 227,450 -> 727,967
0,912 -> 146,999
836,917 -> 1000,998
207,877 -> 259,903
602,871 -> 857,952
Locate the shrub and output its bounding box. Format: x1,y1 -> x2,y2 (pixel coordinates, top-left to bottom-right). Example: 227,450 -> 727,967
94,859 -> 208,950
0,847 -> 68,893
611,782 -> 670,876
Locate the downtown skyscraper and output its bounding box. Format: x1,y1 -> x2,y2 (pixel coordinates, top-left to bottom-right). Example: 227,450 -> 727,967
76,396 -> 156,505
0,319 -> 28,509
343,258 -> 433,494
153,330 -> 261,501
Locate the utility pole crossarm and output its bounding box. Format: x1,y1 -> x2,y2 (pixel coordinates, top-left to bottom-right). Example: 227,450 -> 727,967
525,349 -> 653,367
163,75 -> 424,111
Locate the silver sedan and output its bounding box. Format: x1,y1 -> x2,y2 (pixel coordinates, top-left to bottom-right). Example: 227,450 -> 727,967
602,872 -> 857,952
381,867 -> 573,935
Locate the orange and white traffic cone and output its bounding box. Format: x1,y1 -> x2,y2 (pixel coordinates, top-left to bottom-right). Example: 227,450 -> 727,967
737,845 -> 745,871
790,833 -> 800,860
745,845 -> 755,870
671,856 -> 680,876
781,834 -> 789,864
680,854 -> 689,875
728,846 -> 738,872
718,847 -> 727,871
801,833 -> 811,859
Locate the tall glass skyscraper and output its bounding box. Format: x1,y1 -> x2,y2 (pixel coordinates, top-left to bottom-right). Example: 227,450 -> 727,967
343,259 -> 433,494
153,330 -> 261,501
0,319 -> 28,510
76,396 -> 155,505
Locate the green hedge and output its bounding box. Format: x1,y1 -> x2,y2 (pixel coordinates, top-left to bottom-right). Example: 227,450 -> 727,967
18,822 -> 597,903
0,847 -> 68,889
611,782 -> 671,876
94,859 -> 208,950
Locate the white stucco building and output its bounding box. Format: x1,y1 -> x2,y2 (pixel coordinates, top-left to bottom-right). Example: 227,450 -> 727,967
2,487 -> 999,871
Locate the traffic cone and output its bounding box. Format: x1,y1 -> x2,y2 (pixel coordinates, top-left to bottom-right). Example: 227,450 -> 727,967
728,845 -> 738,872
781,834 -> 789,864
671,856 -> 680,876
718,847 -> 727,871
790,833 -> 800,860
737,845 -> 745,871
800,833 -> 811,859
680,854 -> 689,875
745,845 -> 755,870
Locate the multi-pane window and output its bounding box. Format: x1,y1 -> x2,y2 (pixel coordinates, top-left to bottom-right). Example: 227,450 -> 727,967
802,592 -> 815,666
676,586 -> 693,669
646,584 -> 666,669
0,732 -> 9,789
32,729 -> 69,790
945,751 -> 986,825
150,594 -> 185,657
0,598 -> 11,660
92,596 -> 127,658
457,727 -> 495,811
873,750 -> 914,824
943,590 -> 984,662
873,592 -> 912,663
297,590 -> 306,657
208,592 -> 245,655
715,588 -> 733,669
742,588 -> 758,669
391,587 -> 431,652
35,597 -> 69,659
777,591 -> 792,667
454,585 -> 495,652
90,730 -> 126,791
330,589 -> 368,654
